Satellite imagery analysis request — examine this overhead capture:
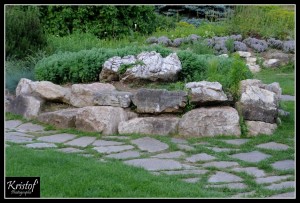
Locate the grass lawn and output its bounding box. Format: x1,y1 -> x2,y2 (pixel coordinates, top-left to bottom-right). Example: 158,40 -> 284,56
253,66 -> 295,95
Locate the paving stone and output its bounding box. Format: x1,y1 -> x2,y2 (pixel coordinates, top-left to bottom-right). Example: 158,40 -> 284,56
5,131 -> 34,138
256,142 -> 289,151
230,151 -> 271,163
105,150 -> 141,159
271,160 -> 294,171
208,171 -> 243,183
65,136 -> 97,147
181,164 -> 199,170
186,153 -> 216,162
207,182 -> 247,189
265,181 -> 295,190
162,169 -> 208,175
151,151 -> 185,159
255,175 -> 292,184
131,137 -> 169,153
171,138 -> 188,144
231,191 -> 256,198
5,135 -> 33,143
93,145 -> 134,154
26,143 -> 57,149
182,178 -> 200,183
102,136 -> 130,140
205,146 -> 233,152
177,144 -> 195,151
202,161 -> 239,169
269,191 -> 295,198
124,158 -> 183,171
222,139 -> 250,145
5,120 -> 23,129
37,133 -> 77,143
92,140 -> 124,146
57,147 -> 85,153
231,167 -> 266,178
280,95 -> 295,101
16,123 -> 45,132
193,142 -> 210,146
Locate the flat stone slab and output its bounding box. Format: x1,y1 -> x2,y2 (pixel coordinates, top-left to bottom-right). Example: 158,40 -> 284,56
231,191 -> 256,198
93,145 -> 134,154
105,150 -> 141,159
102,136 -> 130,140
57,147 -> 85,153
271,160 -> 294,171
207,182 -> 247,189
37,133 -> 77,143
151,151 -> 185,159
177,144 -> 195,151
26,143 -> 57,149
255,175 -> 292,184
222,139 -> 250,146
205,146 -> 233,152
182,178 -> 200,183
92,140 -> 124,146
208,171 -> 243,183
280,95 -> 295,101
269,192 -> 295,198
186,153 -> 216,162
5,131 -> 34,138
171,138 -> 188,144
131,137 -> 169,153
162,169 -> 208,175
202,161 -> 239,169
16,123 -> 45,132
230,151 -> 271,163
5,120 -> 23,129
6,135 -> 33,143
265,181 -> 295,190
65,136 -> 97,147
256,142 -> 289,151
124,158 -> 183,171
231,167 -> 266,178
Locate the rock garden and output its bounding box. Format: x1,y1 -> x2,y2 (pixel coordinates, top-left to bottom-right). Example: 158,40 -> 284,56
5,5 -> 295,198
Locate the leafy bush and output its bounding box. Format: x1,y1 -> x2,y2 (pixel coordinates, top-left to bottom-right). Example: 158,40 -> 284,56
5,6 -> 47,59
39,5 -> 158,38
34,45 -> 172,84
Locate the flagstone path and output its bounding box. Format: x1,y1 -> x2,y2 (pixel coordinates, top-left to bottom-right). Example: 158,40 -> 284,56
5,120 -> 295,198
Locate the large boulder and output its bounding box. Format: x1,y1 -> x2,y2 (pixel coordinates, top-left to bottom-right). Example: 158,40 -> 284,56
240,79 -> 281,99
100,51 -> 182,83
75,106 -> 128,135
100,55 -> 136,82
234,41 -> 248,51
246,121 -> 277,136
121,51 -> 182,83
132,88 -> 187,113
37,108 -> 79,129
15,78 -> 71,103
118,117 -> 180,136
178,107 -> 241,137
7,95 -> 44,119
282,40 -> 295,53
93,91 -> 133,108
69,83 -> 116,107
238,85 -> 278,123
157,36 -> 171,46
185,81 -> 228,105
243,37 -> 268,52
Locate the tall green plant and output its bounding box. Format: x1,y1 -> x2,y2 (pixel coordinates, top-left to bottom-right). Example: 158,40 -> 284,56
5,6 -> 47,59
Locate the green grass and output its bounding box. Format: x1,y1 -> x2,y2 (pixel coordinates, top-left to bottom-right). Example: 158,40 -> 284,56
5,145 -> 226,198
253,65 -> 295,95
